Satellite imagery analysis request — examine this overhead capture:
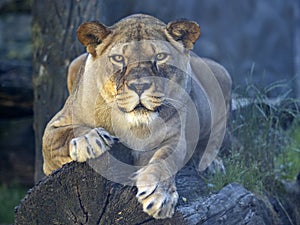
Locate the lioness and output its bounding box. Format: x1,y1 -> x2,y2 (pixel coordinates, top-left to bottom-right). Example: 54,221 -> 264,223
42,14 -> 231,219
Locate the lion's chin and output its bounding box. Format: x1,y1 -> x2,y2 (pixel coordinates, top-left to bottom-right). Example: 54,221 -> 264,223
124,108 -> 158,127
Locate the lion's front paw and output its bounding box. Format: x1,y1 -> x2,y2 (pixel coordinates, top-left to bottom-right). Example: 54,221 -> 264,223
69,128 -> 118,162
135,165 -> 178,219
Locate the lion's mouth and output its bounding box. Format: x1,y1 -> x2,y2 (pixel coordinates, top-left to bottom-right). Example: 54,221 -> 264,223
125,103 -> 157,114
118,102 -> 159,115
133,103 -> 150,112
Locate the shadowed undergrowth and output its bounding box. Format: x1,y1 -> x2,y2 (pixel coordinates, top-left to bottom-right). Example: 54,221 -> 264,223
0,184 -> 27,224
206,83 -> 300,195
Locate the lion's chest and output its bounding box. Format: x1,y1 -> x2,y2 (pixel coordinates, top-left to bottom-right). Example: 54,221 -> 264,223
109,110 -> 174,152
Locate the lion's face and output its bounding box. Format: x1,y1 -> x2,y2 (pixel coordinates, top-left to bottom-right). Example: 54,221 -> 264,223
107,41 -> 191,120
77,14 -> 200,125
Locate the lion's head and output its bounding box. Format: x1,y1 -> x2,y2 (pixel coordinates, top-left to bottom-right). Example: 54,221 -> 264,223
76,14 -> 200,127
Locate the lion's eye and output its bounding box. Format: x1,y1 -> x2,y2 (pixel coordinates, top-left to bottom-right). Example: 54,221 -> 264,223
155,53 -> 169,62
110,55 -> 125,64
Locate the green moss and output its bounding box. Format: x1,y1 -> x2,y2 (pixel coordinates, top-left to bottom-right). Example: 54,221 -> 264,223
0,184 -> 27,224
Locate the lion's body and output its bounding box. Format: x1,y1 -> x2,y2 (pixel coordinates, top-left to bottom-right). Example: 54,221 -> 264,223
42,14 -> 231,219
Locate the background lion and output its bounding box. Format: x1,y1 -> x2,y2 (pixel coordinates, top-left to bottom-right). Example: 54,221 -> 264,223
42,14 -> 231,219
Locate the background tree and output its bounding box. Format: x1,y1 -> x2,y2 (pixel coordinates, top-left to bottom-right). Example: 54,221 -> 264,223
32,0 -> 106,180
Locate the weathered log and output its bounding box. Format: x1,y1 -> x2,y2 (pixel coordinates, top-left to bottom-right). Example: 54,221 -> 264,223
15,149 -> 278,225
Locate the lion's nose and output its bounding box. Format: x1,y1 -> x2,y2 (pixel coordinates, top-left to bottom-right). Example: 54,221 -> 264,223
127,80 -> 151,95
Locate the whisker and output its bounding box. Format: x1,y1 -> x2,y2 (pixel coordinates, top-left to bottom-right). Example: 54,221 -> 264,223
162,97 -> 189,113
163,97 -> 187,107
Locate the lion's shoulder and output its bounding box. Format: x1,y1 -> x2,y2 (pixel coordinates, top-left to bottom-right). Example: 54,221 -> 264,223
67,53 -> 88,94
190,56 -> 232,98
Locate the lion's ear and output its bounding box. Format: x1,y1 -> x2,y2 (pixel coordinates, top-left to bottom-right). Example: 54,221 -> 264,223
166,20 -> 200,50
77,21 -> 111,57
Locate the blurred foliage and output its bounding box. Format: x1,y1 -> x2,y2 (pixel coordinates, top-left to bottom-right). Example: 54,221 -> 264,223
206,82 -> 300,195
0,184 -> 27,224
0,0 -> 32,13
5,42 -> 32,60
0,2 -> 32,225
0,0 -> 33,61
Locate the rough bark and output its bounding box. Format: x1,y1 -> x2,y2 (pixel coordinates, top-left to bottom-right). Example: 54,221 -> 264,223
32,0 -> 105,181
15,149 -> 279,225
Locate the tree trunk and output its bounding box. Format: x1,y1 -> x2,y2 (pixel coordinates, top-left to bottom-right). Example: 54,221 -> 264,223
15,146 -> 279,225
32,0 -> 106,181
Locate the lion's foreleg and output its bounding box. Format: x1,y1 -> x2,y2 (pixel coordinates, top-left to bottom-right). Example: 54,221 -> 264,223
42,118 -> 91,175
42,128 -> 72,176
42,114 -> 118,175
134,141 -> 185,219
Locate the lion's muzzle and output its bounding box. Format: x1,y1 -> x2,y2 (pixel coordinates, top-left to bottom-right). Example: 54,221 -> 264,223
116,76 -> 165,113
